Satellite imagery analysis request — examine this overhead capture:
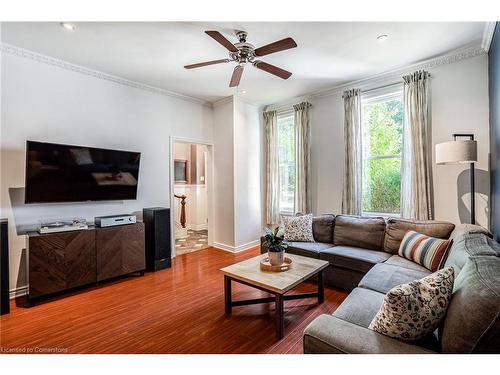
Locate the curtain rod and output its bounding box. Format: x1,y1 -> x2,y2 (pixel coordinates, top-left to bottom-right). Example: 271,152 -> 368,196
361,73 -> 431,94
361,82 -> 402,94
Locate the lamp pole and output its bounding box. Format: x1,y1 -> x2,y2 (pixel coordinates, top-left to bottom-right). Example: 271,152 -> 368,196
453,133 -> 475,224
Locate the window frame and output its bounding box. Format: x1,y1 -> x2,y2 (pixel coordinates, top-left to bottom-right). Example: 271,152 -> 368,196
361,88 -> 404,217
276,110 -> 296,216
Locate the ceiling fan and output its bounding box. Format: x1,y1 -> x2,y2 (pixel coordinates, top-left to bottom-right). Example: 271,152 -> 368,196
184,30 -> 297,87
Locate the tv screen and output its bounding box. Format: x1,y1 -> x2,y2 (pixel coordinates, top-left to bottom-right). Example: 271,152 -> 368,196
25,141 -> 141,203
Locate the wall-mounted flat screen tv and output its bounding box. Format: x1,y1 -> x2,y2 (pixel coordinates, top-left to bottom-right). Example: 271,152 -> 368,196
25,141 -> 141,203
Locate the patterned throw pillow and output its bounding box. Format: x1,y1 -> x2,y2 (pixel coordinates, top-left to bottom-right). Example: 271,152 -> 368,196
398,230 -> 451,272
283,214 -> 314,242
369,267 -> 454,341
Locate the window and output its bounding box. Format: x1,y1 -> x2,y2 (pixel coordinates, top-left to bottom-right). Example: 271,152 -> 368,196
361,91 -> 403,215
277,112 -> 295,214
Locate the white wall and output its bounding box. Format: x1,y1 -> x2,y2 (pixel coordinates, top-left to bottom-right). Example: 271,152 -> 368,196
212,100 -> 235,248
307,54 -> 490,227
233,98 -> 262,247
431,56 -> 490,227
310,93 -> 344,216
0,51 -> 213,293
212,97 -> 263,251
173,143 -> 191,161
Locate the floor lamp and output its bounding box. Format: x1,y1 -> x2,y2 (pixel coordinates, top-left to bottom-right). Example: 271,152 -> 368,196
435,134 -> 478,224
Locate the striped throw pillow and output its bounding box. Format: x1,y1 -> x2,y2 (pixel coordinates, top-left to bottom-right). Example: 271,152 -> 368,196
398,230 -> 451,272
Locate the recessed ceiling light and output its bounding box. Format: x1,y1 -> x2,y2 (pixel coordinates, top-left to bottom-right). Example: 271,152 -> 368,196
377,34 -> 388,42
60,22 -> 75,31
240,90 -> 247,94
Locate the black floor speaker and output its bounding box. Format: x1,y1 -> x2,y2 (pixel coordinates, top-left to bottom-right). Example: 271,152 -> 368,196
143,207 -> 171,272
1,218 -> 10,315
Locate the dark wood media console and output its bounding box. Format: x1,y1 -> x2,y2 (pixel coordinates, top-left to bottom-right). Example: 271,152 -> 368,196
28,223 -> 145,300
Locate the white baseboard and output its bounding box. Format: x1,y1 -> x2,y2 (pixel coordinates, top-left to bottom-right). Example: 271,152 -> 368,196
213,239 -> 260,253
10,285 -> 28,299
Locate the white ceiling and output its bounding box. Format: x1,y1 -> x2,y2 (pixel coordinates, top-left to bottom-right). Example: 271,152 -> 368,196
1,22 -> 486,104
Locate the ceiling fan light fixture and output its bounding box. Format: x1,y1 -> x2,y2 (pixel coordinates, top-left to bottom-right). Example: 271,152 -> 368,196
186,30 -> 297,87
60,22 -> 75,31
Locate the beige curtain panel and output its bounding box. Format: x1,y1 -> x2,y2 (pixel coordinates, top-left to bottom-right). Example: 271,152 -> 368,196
264,110 -> 281,225
342,89 -> 363,215
401,70 -> 433,220
294,101 -> 312,214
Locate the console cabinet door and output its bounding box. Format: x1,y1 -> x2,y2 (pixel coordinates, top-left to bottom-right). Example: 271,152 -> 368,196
96,224 -> 145,282
29,230 -> 96,298
65,231 -> 97,289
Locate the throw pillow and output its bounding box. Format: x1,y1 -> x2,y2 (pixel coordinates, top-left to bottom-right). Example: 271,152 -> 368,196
283,214 -> 314,242
398,230 -> 451,272
369,267 -> 454,341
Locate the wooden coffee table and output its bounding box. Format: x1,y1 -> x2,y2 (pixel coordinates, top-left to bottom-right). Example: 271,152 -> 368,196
220,253 -> 329,339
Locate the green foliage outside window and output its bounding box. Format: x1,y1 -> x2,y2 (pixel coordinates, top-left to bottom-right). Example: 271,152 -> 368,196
362,98 -> 403,214
278,114 -> 295,213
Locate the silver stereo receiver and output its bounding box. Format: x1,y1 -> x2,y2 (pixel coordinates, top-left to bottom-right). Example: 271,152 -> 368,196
38,218 -> 88,234
94,214 -> 137,228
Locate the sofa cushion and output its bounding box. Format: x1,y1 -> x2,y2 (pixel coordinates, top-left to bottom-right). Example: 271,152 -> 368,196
369,267 -> 454,341
398,230 -> 451,272
334,215 -> 386,251
333,287 -> 385,328
384,255 -> 431,273
303,315 -> 436,354
384,218 -> 455,254
323,266 -> 365,291
359,263 -> 430,294
444,233 -> 499,274
487,236 -> 500,255
440,256 -> 500,353
312,214 -> 335,243
320,246 -> 392,273
286,242 -> 333,259
449,223 -> 491,241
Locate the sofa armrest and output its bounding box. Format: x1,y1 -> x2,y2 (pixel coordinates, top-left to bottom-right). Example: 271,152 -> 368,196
303,315 -> 436,354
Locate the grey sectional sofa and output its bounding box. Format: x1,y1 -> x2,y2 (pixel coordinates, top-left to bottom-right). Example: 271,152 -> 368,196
260,214 -> 500,353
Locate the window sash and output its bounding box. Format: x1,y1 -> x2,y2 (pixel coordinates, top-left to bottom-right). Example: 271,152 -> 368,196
277,113 -> 295,214
361,90 -> 403,216
364,154 -> 401,161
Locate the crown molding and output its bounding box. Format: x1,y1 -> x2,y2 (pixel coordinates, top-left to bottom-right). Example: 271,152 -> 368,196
309,44 -> 486,100
482,22 -> 497,52
0,42 -> 211,107
264,43 -> 487,109
211,95 -> 233,108
264,95 -> 313,112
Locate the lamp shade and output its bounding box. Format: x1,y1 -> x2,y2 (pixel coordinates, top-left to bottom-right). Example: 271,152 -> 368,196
435,140 -> 477,165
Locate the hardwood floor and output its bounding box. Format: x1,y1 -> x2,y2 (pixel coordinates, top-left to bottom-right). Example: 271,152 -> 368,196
0,247 -> 348,354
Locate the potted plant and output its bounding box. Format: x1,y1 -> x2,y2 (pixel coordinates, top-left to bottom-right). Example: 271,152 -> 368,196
263,227 -> 288,266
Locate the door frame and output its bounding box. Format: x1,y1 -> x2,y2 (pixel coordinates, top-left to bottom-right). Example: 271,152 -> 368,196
169,136 -> 214,258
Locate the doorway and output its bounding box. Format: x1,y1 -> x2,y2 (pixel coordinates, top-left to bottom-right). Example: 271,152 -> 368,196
170,138 -> 213,257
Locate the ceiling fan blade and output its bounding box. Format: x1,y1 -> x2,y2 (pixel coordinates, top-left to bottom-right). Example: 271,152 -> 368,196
229,65 -> 244,87
205,31 -> 238,53
184,59 -> 231,69
253,61 -> 292,80
254,37 -> 297,57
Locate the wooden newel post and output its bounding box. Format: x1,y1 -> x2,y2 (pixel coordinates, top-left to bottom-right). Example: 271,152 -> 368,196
174,194 -> 187,228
